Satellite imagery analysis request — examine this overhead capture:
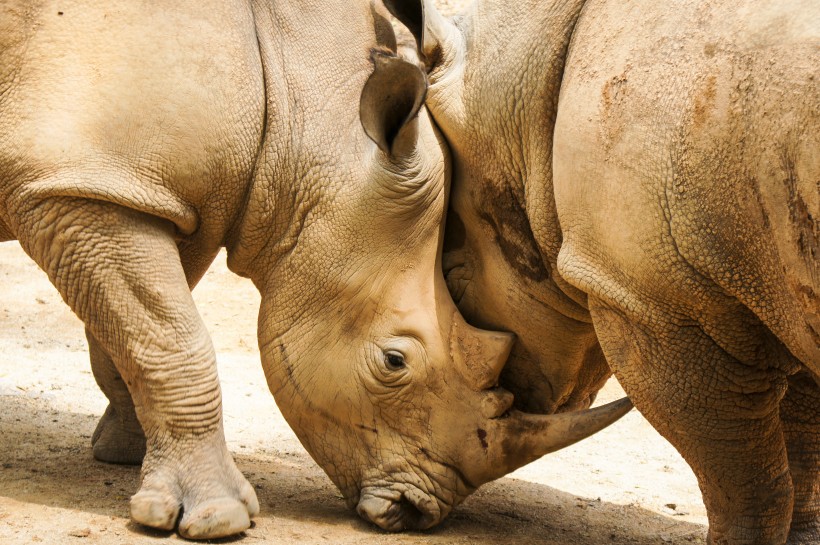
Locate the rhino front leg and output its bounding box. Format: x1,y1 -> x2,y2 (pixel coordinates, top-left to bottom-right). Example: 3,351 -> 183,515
16,197 -> 258,539
589,298 -> 794,545
88,329 -> 146,465
87,244 -> 217,466
781,372 -> 820,544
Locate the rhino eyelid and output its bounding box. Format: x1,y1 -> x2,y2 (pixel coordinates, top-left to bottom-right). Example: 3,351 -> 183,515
383,350 -> 406,371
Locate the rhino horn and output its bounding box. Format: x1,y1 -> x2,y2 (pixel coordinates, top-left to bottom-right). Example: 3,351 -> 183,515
480,397 -> 634,482
450,315 -> 515,390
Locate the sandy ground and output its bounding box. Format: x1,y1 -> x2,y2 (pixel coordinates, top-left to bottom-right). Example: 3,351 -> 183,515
0,241 -> 708,545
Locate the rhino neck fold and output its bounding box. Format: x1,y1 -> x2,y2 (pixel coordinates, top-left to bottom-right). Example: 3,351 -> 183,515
226,0 -> 381,283
438,0 -> 592,323
464,0 -> 588,260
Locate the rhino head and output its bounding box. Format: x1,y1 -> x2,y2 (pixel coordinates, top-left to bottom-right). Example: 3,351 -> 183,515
226,0 -> 629,531
383,0 -> 615,416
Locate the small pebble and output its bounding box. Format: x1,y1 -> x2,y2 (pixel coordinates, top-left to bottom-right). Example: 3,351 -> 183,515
68,527 -> 91,538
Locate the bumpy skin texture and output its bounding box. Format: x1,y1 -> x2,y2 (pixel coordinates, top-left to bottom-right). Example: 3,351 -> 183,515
425,0 -> 819,543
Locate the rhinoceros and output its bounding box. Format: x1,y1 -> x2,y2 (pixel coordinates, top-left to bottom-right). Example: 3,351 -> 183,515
387,0 -> 819,543
0,0 -> 631,539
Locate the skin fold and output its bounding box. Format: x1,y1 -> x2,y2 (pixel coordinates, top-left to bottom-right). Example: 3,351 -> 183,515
1,0 -> 631,538
402,0 -> 820,543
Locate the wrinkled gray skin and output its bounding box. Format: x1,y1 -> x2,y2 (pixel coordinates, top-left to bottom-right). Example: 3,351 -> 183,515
401,0 -> 820,543
0,0 -> 633,539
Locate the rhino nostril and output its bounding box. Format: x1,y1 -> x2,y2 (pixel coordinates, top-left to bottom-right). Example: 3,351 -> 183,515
357,495 -> 403,531
396,494 -> 428,530
356,490 -> 438,532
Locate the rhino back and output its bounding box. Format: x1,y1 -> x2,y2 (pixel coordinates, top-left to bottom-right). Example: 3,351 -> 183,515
0,0 -> 265,246
553,0 -> 819,368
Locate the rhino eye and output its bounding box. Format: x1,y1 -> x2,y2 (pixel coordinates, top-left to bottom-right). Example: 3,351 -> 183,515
384,351 -> 406,370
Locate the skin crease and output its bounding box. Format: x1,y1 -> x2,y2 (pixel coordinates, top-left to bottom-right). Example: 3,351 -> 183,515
415,0 -> 820,543
0,0 -> 632,537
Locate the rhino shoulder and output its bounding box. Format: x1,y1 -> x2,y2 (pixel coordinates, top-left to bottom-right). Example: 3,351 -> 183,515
0,0 -> 265,239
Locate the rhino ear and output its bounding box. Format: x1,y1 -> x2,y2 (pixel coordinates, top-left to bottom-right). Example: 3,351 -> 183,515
383,0 -> 424,51
384,0 -> 452,63
360,51 -> 427,156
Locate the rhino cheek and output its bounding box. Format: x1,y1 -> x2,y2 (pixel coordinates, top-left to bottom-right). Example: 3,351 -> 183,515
255,327 -> 378,501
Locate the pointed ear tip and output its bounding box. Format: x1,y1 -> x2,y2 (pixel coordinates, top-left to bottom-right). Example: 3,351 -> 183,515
383,0 -> 426,54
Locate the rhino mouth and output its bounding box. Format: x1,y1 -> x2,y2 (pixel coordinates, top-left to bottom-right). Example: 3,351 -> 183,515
354,447 -> 475,532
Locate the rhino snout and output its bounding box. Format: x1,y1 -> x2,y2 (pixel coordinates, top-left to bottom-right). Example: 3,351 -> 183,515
356,487 -> 441,531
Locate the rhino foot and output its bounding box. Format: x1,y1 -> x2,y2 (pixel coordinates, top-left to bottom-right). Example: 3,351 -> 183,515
91,404 -> 146,465
130,434 -> 259,540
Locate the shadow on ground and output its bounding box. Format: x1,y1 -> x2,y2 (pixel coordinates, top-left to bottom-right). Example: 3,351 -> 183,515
0,394 -> 705,544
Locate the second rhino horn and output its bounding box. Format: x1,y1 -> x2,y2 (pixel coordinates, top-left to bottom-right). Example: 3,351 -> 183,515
450,314 -> 515,391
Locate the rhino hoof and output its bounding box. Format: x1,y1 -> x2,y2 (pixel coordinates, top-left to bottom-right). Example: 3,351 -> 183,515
178,498 -> 253,539
129,438 -> 259,539
130,488 -> 181,531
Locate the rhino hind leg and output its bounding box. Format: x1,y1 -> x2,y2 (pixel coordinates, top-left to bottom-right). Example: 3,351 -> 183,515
781,372 -> 820,544
87,330 -> 146,465
14,196 -> 258,539
588,297 -> 795,545
91,404 -> 146,465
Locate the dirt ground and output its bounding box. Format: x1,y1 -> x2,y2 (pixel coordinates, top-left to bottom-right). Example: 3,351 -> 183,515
0,241 -> 708,545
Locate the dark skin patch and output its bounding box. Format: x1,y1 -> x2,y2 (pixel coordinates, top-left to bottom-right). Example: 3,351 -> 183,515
749,175 -> 772,230
693,74 -> 717,130
475,179 -> 549,282
425,44 -> 444,72
703,43 -> 717,58
280,344 -> 296,389
476,428 -> 488,450
780,148 -> 818,267
357,423 -> 378,434
443,208 -> 466,253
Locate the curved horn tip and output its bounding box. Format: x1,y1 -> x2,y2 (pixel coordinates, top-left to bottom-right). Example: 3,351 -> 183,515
511,396 -> 635,460
602,396 -> 634,417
